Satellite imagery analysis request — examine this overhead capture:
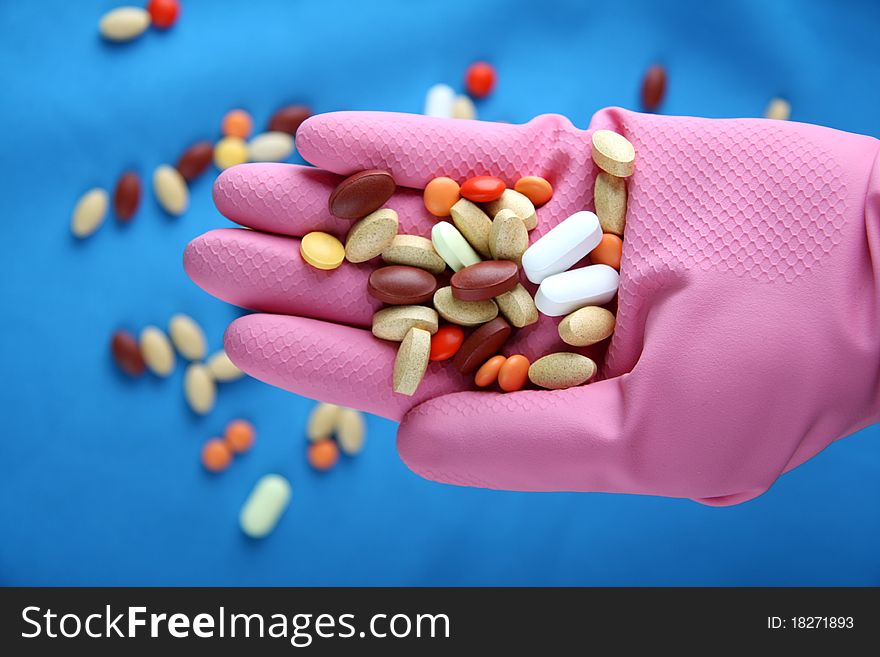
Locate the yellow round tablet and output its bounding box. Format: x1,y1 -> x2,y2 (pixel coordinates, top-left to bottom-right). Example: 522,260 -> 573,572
213,137 -> 249,170
300,231 -> 345,270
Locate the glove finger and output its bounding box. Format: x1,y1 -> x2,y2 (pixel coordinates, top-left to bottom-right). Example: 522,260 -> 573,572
213,163 -> 437,236
184,228 -> 381,326
224,313 -> 470,421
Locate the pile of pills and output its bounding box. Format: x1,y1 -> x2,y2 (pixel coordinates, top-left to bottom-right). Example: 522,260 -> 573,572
305,403 -> 366,471
98,0 -> 180,43
424,61 -> 497,120
110,314 -> 245,415
201,419 -> 256,472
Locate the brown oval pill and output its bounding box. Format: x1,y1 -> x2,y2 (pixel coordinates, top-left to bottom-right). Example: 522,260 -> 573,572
641,64 -> 666,111
111,330 -> 146,376
451,260 -> 519,301
329,170 -> 396,220
369,265 -> 437,305
268,105 -> 312,135
113,171 -> 141,222
175,141 -> 214,181
452,317 -> 512,374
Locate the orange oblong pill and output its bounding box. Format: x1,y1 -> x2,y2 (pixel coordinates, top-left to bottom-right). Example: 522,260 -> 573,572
514,176 -> 553,206
424,177 -> 461,217
474,355 -> 506,387
590,233 -> 623,270
497,354 -> 530,392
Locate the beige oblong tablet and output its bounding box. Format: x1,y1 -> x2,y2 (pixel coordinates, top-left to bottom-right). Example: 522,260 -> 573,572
528,352 -> 597,389
99,6 -> 150,42
594,172 -> 627,236
139,326 -> 175,377
184,363 -> 216,415
372,305 -> 439,341
559,306 -> 616,346
495,283 -> 538,328
153,164 -> 189,216
306,402 -> 341,442
489,209 -> 529,264
591,130 -> 635,177
71,188 -> 108,238
382,234 -> 447,274
433,286 -> 498,326
765,97 -> 790,121
393,327 -> 431,396
240,474 -> 291,539
169,314 -> 207,361
345,208 -> 399,263
450,199 -> 493,258
484,189 -> 537,231
452,95 -> 477,120
206,350 -> 244,382
336,408 -> 366,455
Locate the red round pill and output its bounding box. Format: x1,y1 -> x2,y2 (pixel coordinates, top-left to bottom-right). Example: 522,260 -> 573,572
465,62 -> 496,98
147,0 -> 180,29
429,325 -> 465,361
460,176 -> 505,203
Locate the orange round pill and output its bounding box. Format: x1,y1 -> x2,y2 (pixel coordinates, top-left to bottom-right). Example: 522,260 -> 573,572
423,177 -> 461,217
465,61 -> 496,98
222,109 -> 253,139
202,438 -> 233,472
514,176 -> 553,206
225,419 -> 255,454
497,354 -> 530,392
307,439 -> 339,471
590,233 -> 623,270
474,355 -> 506,387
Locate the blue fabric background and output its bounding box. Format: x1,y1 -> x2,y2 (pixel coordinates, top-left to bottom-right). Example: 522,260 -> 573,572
1,0 -> 878,585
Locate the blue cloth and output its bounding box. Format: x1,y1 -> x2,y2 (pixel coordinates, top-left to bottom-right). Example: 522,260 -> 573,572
1,0 -> 878,585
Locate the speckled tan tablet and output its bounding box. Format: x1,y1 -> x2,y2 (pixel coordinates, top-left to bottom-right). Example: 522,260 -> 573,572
559,306 -> 616,346
381,234 -> 447,274
372,305 -> 439,341
494,283 -> 538,328
591,130 -> 635,178
432,286 -> 498,326
489,209 -> 529,264
528,352 -> 597,389
450,198 -> 492,258
393,327 -> 431,396
764,97 -> 790,121
345,208 -> 399,263
484,189 -> 537,231
593,172 -> 627,236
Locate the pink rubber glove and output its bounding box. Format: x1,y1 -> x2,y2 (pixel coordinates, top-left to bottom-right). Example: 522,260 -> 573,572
185,108 -> 880,505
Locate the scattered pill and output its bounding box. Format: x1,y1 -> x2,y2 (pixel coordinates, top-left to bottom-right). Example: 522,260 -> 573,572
368,265 -> 437,305
488,208 -> 529,264
111,330 -> 145,376
308,439 -> 340,471
307,403 -> 341,442
336,408 -> 366,456
206,350 -> 244,382
429,325 -> 465,361
113,171 -> 141,222
451,260 -> 519,301
485,189 -> 537,231
139,325 -> 175,376
344,208 -> 399,263
494,283 -> 538,328
382,235 -> 447,274
522,211 -> 602,284
222,109 -> 253,139
213,137 -> 249,170
452,317 -> 512,374
591,130 -> 635,178
300,231 -> 345,270
147,0 -> 180,28
465,61 -> 496,98
225,419 -> 255,454
498,355 -> 530,392
424,177 -> 461,217
153,164 -> 189,216
559,306 -> 616,347
450,198 -> 493,258
460,176 -> 506,203
590,233 -> 623,270
268,105 -> 312,135
431,222 -> 481,271
765,97 -> 791,121
176,141 -> 214,181
247,131 -> 295,162
641,64 -> 667,111
99,6 -> 150,42
513,176 -> 553,207
202,438 -> 232,472
184,363 -> 216,415
535,264 -> 619,316
372,305 -> 439,341
71,188 -> 108,238
432,286 -> 498,326
329,169 -> 396,220
452,95 -> 477,120
240,474 -> 291,538
393,327 -> 431,396
475,355 -> 506,387
529,352 -> 597,389
424,83 -> 456,117
168,313 -> 207,361
593,172 -> 627,236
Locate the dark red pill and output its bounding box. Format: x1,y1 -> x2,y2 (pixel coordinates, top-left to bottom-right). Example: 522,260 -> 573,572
175,141 -> 214,181
641,64 -> 666,112
111,330 -> 145,376
113,171 -> 141,222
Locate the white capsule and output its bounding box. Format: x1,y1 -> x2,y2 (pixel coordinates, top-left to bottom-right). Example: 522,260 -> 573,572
424,84 -> 456,118
522,211 -> 603,284
71,188 -> 108,238
153,165 -> 189,216
240,474 -> 291,539
431,221 -> 481,272
247,131 -> 295,162
169,314 -> 207,361
99,7 -> 151,42
206,350 -> 244,382
184,363 -> 215,415
139,326 -> 175,377
535,264 -> 619,317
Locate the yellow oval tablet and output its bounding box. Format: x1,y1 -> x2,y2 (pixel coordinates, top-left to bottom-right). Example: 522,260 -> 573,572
301,231 -> 345,270
214,137 -> 249,170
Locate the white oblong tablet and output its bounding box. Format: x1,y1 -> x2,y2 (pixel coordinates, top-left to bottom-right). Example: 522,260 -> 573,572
521,211 -> 602,284
240,474 -> 292,539
535,264 -> 619,316
424,84 -> 456,118
431,221 -> 481,272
